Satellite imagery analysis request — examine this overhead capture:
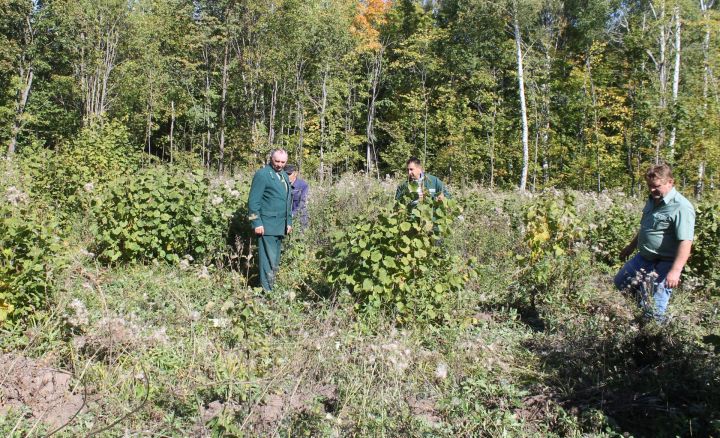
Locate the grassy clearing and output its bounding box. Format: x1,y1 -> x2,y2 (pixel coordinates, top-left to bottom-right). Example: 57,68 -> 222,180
1,174 -> 719,437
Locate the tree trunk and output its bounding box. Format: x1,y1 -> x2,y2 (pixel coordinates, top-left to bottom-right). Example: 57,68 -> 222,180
668,4 -> 681,158
218,42 -> 230,172
366,47 -> 384,178
513,2 -> 530,192
648,0 -> 668,162
7,68 -> 34,156
319,66 -> 329,181
421,70 -> 429,164
268,79 -> 278,147
696,0 -> 715,198
79,16 -> 120,124
295,59 -> 306,166
170,100 -> 175,164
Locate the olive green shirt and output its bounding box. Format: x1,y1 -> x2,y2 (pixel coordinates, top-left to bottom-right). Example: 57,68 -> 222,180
637,187 -> 695,261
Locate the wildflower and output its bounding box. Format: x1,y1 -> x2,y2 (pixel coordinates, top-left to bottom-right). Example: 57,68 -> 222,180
211,196 -> 223,206
188,310 -> 200,322
83,182 -> 95,192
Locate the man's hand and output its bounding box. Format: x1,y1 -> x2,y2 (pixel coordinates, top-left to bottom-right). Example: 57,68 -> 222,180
619,245 -> 634,261
287,225 -> 292,234
665,269 -> 682,288
254,226 -> 264,236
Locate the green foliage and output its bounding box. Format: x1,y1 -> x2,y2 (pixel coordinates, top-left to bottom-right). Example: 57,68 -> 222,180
518,192 -> 590,309
274,233 -> 326,297
92,166 -> 247,263
586,204 -> 637,268
688,200 -> 720,289
20,120 -> 142,215
0,198 -> 63,324
326,197 -> 472,324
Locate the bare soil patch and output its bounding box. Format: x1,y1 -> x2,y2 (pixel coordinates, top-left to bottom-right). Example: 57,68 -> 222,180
0,353 -> 85,429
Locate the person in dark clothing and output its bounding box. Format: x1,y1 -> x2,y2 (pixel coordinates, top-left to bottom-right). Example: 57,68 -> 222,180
247,149 -> 292,290
285,164 -> 309,230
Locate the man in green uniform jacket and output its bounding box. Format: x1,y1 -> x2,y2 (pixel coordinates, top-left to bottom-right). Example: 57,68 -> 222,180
395,156 -> 451,206
248,149 -> 293,291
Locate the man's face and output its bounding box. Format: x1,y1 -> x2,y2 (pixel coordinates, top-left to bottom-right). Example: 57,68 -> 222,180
270,152 -> 288,172
646,177 -> 674,201
407,162 -> 423,181
288,171 -> 298,183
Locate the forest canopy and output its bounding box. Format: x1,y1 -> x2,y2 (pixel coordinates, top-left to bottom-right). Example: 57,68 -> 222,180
1,0 -> 719,194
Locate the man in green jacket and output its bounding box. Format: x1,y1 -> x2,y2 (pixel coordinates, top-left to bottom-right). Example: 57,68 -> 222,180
395,157 -> 451,206
248,149 -> 293,291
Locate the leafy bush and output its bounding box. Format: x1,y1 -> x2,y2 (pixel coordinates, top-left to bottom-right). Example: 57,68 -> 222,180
20,120 -> 142,215
518,192 -> 589,309
326,198 -> 472,324
92,166 -> 247,263
688,200 -> 720,289
585,204 -> 637,268
0,193 -> 64,324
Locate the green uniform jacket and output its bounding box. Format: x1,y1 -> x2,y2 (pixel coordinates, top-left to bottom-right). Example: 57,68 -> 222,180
395,173 -> 451,206
247,165 -> 293,236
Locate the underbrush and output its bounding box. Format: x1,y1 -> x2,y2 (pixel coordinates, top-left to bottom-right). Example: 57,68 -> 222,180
1,163 -> 719,436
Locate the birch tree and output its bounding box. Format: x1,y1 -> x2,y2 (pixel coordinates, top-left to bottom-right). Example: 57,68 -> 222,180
511,0 -> 530,191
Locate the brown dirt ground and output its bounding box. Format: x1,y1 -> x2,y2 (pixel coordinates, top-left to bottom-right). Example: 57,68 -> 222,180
0,353 -> 85,429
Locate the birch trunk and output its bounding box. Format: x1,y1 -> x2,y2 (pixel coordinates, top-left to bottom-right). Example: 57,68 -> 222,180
513,3 -> 530,192
648,0 -> 668,162
696,0 -> 715,198
366,47 -> 384,178
668,4 -> 681,158
170,100 -> 175,164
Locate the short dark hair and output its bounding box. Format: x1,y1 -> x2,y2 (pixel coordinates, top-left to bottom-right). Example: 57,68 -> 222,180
645,163 -> 673,181
406,157 -> 422,167
285,164 -> 297,174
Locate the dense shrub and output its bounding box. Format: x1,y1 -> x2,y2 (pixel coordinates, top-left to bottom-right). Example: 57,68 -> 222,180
20,120 -> 142,215
585,204 -> 637,268
326,198 -> 473,324
92,166 -> 247,263
688,200 -> 720,289
518,192 -> 590,310
0,191 -> 63,323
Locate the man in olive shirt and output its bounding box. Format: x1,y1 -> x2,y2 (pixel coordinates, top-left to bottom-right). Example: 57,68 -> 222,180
248,149 -> 293,291
614,163 -> 695,320
395,157 -> 450,206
